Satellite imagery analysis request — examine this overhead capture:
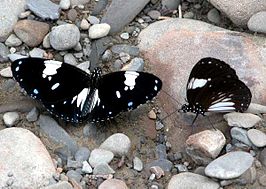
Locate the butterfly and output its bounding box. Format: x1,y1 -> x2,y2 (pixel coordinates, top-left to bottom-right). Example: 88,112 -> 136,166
11,57 -> 162,123
181,57 -> 252,124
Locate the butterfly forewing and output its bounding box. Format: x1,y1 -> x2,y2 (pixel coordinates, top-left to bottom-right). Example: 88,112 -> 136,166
184,57 -> 251,115
87,71 -> 162,122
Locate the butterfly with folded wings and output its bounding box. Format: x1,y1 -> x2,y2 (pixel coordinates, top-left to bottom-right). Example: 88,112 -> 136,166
11,57 -> 162,123
181,57 -> 252,124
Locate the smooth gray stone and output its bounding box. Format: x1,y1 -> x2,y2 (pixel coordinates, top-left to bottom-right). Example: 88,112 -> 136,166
26,0 -> 60,20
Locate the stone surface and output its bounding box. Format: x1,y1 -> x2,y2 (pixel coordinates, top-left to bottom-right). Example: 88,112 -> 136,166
0,43 -> 9,62
162,0 -> 180,10
259,148 -> 266,167
80,18 -> 90,30
3,112 -> 19,127
71,0 -> 90,6
75,147 -> 90,162
122,57 -> 144,71
230,127 -> 253,147
186,129 -> 226,161
89,148 -> 114,167
208,0 -> 266,27
224,112 -> 261,128
82,161 -> 92,174
100,133 -> 131,156
248,11 -> 266,34
98,179 -> 128,189
89,23 -> 111,39
14,20 -> 49,47
0,0 -> 26,42
26,0 -> 60,20
93,163 -> 115,175
60,0 -> 71,10
247,103 -> 266,114
0,67 -> 12,78
133,156 -> 143,171
138,18 -> 266,152
50,24 -> 80,50
37,115 -> 78,158
43,181 -> 73,189
146,159 -> 173,172
150,166 -> 165,179
64,53 -> 77,65
247,129 -> 266,147
205,151 -> 254,179
0,128 -> 55,188
26,107 -> 39,122
207,8 -> 221,24
167,172 -> 219,189
29,48 -> 46,58
111,44 -> 140,56
5,34 -> 22,47
101,0 -> 150,34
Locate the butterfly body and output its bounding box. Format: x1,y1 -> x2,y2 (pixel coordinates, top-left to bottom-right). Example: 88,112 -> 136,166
11,57 -> 162,123
181,57 -> 251,117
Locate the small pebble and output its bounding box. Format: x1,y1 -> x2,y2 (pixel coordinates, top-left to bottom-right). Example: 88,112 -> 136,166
42,33 -> 51,49
89,23 -> 111,39
64,53 -> 77,65
183,11 -> 194,19
102,49 -> 112,62
75,147 -> 90,162
82,161 -> 93,174
150,166 -> 165,179
29,48 -> 45,58
247,129 -> 266,147
149,173 -> 156,181
175,164 -> 188,172
133,156 -> 143,171
19,11 -> 31,19
207,8 -> 221,24
89,148 -> 114,167
5,34 -> 22,47
60,0 -> 71,10
3,112 -> 19,127
98,179 -> 128,189
120,32 -> 129,40
0,67 -> 12,78
26,107 -> 39,122
67,9 -> 78,21
155,121 -> 164,130
147,10 -> 161,20
80,18 -> 90,30
93,163 -> 115,175
122,57 -> 144,72
148,110 -> 157,120
119,52 -> 131,63
87,15 -> 100,24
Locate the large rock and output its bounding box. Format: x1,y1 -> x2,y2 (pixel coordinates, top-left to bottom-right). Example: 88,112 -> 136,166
0,128 -> 55,188
101,0 -> 150,34
167,172 -> 219,189
50,24 -> 80,50
0,0 -> 26,42
208,0 -> 266,27
14,20 -> 50,47
138,18 -> 266,152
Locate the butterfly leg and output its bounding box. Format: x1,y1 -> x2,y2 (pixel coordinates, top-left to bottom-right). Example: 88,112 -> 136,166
206,116 -> 217,131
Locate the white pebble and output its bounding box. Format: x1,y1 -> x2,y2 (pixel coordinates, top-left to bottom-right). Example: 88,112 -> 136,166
247,129 -> 266,147
120,32 -> 129,40
60,0 -> 71,10
0,67 -> 12,78
3,112 -> 19,127
82,161 -> 92,174
80,18 -> 90,30
89,23 -> 111,39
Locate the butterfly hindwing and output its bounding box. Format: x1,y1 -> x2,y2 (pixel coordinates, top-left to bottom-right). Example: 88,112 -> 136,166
183,57 -> 251,115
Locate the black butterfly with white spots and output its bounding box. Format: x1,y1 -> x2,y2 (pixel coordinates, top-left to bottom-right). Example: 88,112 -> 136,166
11,57 -> 162,123
181,57 -> 252,124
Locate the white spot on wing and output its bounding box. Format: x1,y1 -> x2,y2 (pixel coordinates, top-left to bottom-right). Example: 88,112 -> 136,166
208,102 -> 235,111
116,91 -> 121,99
76,88 -> 89,111
42,60 -> 62,78
51,83 -> 60,90
33,89 -> 39,94
15,66 -> 19,71
124,71 -> 140,90
188,78 -> 208,89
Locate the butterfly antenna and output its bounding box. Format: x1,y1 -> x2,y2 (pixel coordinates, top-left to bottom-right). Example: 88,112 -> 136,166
158,108 -> 180,123
161,89 -> 182,106
206,116 -> 217,130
